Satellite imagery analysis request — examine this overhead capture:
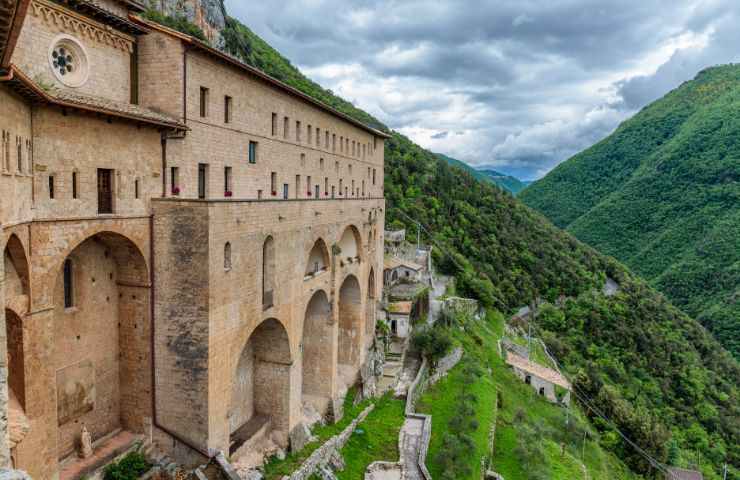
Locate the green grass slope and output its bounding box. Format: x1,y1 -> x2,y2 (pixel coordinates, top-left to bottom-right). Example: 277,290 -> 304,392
142,11 -> 740,478
519,65 -> 740,357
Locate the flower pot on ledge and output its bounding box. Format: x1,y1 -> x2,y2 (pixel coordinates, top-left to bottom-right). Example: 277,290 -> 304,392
172,187 -> 180,196
225,191 -> 233,197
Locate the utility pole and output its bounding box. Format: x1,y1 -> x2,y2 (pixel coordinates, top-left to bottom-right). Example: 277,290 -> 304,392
723,463 -> 727,480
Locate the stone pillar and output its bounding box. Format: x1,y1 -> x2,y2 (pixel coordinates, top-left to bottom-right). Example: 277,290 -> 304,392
0,234 -> 10,468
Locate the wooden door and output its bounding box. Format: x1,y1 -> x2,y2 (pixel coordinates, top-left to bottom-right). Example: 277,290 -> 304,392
97,169 -> 113,214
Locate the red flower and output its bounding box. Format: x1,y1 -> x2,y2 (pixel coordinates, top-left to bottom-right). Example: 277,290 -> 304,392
272,190 -> 277,196
225,191 -> 233,197
172,187 -> 180,195
308,191 -> 312,196
325,192 -> 328,196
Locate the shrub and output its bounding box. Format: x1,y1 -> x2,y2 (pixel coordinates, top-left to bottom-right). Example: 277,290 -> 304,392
103,451 -> 150,480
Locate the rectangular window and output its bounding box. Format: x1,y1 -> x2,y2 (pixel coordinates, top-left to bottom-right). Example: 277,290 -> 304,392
249,141 -> 258,164
340,136 -> 344,153
315,184 -> 320,199
316,128 -> 320,147
63,259 -> 74,308
72,171 -> 78,199
335,161 -> 339,172
352,179 -> 355,196
16,137 -> 22,173
272,113 -> 277,136
271,172 -> 277,194
200,87 -> 209,118
320,157 -> 324,170
352,141 -> 356,156
324,177 -> 328,194
363,144 -> 366,158
300,153 -> 306,167
170,166 -> 179,194
374,137 -> 378,150
368,167 -> 371,178
258,189 -> 263,200
224,96 -> 232,123
283,183 -> 289,200
306,175 -> 311,195
362,180 -> 365,196
296,121 -> 301,142
307,125 -> 312,145
332,134 -> 336,152
296,175 -> 301,198
373,168 -> 376,185
49,175 -> 55,199
198,163 -> 208,199
134,178 -> 139,199
283,116 -> 289,139
97,168 -> 113,214
224,166 -> 232,195
331,185 -> 336,198
325,131 -> 330,149
339,178 -> 343,193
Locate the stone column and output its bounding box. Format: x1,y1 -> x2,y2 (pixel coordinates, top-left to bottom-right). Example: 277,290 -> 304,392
0,231 -> 10,468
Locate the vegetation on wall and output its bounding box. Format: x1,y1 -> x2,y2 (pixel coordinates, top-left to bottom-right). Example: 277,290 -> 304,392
520,64 -> 740,358
143,10 -> 740,478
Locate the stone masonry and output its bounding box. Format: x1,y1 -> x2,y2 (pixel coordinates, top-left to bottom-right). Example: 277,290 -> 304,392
0,0 -> 388,477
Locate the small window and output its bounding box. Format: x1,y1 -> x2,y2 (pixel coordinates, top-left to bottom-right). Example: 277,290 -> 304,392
224,242 -> 232,270
306,175 -> 311,195
525,375 -> 532,385
300,153 -> 306,167
352,179 -> 355,195
271,113 -> 277,136
224,166 -> 232,195
270,172 -> 277,194
16,137 -> 22,173
307,125 -> 312,145
335,161 -> 339,172
49,175 -> 55,199
539,387 -> 545,396
249,141 -> 258,164
331,185 -> 336,198
72,171 -> 78,199
63,258 -> 74,308
198,164 -> 208,199
134,178 -> 139,199
283,116 -> 289,139
258,189 -> 263,199
316,127 -> 320,147
170,166 -> 179,195
368,167 -> 371,178
319,157 -> 324,170
315,184 -> 320,199
340,136 -> 344,153
363,144 -> 366,158
352,141 -> 356,156
332,134 -> 336,152
373,168 -> 376,185
349,164 -> 353,174
362,180 -> 365,196
283,183 -> 289,199
224,96 -> 232,123
296,120 -> 301,142
295,175 -> 300,198
325,131 -> 330,149
324,177 -> 328,195
374,137 -> 378,150
200,87 -> 209,118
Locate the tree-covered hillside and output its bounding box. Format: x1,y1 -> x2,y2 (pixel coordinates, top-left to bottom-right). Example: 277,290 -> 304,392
435,153 -> 530,195
143,11 -> 740,478
519,65 -> 740,358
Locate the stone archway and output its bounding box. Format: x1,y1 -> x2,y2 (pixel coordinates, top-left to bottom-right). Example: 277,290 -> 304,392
5,308 -> 29,468
52,232 -> 151,461
305,238 -> 330,277
366,269 -> 376,340
301,290 -> 333,417
4,235 -> 29,302
338,275 -> 362,388
229,318 -> 292,454
338,226 -> 362,262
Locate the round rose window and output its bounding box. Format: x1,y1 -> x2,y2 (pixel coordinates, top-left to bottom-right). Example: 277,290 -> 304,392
48,35 -> 89,88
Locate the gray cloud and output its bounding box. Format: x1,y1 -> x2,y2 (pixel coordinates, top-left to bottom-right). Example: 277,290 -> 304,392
225,0 -> 740,179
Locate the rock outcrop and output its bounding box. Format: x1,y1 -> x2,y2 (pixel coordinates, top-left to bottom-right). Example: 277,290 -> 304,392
144,0 -> 226,46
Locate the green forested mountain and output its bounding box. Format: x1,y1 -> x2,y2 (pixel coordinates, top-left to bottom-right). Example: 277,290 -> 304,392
145,11 -> 740,479
435,153 -> 530,194
519,65 -> 740,358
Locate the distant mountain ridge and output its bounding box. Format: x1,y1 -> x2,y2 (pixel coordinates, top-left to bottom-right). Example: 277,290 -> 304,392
435,153 -> 531,194
520,64 -> 740,358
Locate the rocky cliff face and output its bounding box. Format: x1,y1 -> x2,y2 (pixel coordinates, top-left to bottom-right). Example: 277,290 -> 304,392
144,0 -> 226,45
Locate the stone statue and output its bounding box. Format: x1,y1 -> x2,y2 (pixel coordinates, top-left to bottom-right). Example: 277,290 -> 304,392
79,426 -> 93,459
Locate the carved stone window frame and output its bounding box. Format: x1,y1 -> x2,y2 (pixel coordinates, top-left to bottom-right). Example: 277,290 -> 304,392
48,34 -> 90,88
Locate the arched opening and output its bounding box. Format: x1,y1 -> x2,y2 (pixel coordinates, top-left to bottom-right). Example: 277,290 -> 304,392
338,275 -> 362,388
4,235 -> 29,299
301,291 -> 333,418
229,318 -> 292,454
365,269 -> 376,339
5,308 -> 29,467
338,226 -> 361,263
53,232 -> 151,461
262,236 -> 275,309
224,242 -> 232,271
305,239 -> 330,277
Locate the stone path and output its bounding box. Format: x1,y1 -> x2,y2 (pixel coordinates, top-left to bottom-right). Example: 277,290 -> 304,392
400,416 -> 425,480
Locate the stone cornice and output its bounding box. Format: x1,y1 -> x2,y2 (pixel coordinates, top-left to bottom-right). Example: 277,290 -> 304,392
31,0 -> 134,52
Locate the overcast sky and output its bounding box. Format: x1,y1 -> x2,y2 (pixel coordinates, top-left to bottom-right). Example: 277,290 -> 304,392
225,0 -> 740,180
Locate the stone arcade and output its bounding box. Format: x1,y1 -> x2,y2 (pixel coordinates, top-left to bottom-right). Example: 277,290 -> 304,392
0,0 -> 388,477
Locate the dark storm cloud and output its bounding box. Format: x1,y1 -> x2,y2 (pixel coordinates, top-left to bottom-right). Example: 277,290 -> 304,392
225,0 -> 739,179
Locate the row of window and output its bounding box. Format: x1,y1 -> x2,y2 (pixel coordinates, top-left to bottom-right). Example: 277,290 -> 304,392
197,86 -> 377,161
1,131 -> 32,175
270,112 -> 376,160
47,169 -> 140,214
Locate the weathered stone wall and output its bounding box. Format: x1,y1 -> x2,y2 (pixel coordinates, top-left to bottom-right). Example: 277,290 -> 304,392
0,89 -> 33,228
11,0 -> 134,103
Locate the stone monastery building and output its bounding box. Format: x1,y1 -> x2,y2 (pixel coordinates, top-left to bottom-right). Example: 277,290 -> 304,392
0,0 -> 388,477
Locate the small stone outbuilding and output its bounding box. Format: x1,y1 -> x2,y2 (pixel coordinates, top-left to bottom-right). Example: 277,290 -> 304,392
505,352 -> 571,406
386,301 -> 412,338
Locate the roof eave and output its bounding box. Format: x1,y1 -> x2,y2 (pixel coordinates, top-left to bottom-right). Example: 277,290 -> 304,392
1,0 -> 31,70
